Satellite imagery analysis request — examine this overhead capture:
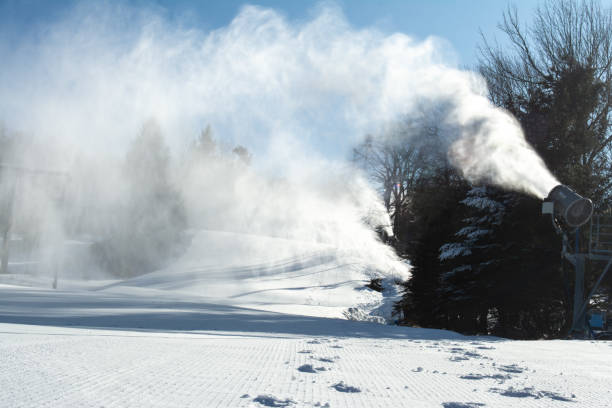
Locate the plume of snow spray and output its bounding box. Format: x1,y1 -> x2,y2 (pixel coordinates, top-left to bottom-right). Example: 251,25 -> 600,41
0,3 -> 558,279
442,85 -> 559,199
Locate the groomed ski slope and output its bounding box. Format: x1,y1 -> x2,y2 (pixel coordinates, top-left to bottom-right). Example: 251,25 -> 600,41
99,229 -> 410,321
0,230 -> 610,407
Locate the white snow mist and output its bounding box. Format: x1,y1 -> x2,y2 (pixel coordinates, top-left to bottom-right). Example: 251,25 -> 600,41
0,3 -> 559,278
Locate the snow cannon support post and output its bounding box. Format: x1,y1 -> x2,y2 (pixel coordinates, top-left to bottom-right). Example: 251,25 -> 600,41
542,185 -> 595,338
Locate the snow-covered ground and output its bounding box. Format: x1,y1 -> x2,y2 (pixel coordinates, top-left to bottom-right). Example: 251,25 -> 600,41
0,230 -> 610,407
97,229 -> 409,321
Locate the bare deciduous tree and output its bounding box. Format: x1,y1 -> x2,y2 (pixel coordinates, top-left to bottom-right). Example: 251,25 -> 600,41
352,109 -> 447,239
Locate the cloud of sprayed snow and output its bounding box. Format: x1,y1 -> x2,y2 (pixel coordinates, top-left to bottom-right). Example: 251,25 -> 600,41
441,82 -> 559,198
0,3 -> 559,278
0,3 -> 557,196
179,154 -> 401,274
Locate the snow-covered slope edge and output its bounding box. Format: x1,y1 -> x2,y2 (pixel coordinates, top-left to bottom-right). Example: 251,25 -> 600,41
101,229 -> 410,321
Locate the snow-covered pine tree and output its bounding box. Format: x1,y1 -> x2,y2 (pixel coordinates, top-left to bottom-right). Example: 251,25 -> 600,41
93,120 -> 187,277
438,186 -> 506,334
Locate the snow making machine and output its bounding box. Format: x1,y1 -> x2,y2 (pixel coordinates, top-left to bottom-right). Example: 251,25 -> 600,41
543,184 -> 612,338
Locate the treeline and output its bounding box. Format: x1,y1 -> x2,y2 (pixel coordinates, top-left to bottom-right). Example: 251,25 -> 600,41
0,121 -> 252,278
91,123 -> 254,277
355,0 -> 612,339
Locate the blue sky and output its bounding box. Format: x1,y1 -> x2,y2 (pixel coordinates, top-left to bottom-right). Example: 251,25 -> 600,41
2,0 -> 612,164
0,0 -> 554,67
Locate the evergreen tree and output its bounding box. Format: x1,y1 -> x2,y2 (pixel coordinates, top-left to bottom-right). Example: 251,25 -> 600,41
193,125 -> 217,158
395,166 -> 468,328
437,186 -> 506,334
94,121 -> 187,277
232,145 -> 252,166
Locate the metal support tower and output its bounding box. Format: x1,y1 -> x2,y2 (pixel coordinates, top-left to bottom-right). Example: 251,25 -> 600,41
562,215 -> 612,338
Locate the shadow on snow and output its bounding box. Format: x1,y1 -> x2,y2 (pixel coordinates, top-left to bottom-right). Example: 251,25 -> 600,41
0,286 -> 486,341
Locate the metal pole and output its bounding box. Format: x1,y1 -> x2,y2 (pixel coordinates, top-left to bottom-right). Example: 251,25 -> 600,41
571,228 -> 586,336
52,178 -> 68,289
572,255 -> 585,335
0,179 -> 16,274
575,255 -> 612,329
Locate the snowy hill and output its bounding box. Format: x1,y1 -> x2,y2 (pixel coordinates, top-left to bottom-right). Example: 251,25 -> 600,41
1,282 -> 611,407
100,229 -> 409,320
0,230 -> 611,407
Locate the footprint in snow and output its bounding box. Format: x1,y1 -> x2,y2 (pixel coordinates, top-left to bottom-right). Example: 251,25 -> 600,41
412,367 -> 424,372
298,364 -> 317,373
450,347 -> 483,357
448,349 -> 487,362
496,364 -> 526,374
331,381 -> 361,393
460,373 -> 511,383
488,386 -> 574,402
297,364 -> 326,373
442,403 -> 485,408
298,350 -> 313,354
318,357 -> 336,363
330,345 -> 343,349
253,395 -> 295,407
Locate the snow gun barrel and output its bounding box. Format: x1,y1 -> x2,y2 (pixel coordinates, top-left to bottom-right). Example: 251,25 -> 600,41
542,184 -> 593,228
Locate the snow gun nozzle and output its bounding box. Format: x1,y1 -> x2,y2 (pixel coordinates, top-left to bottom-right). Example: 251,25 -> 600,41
543,184 -> 593,228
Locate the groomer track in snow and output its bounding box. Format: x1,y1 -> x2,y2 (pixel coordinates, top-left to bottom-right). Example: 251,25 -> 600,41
0,230 -> 610,407
0,297 -> 610,407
